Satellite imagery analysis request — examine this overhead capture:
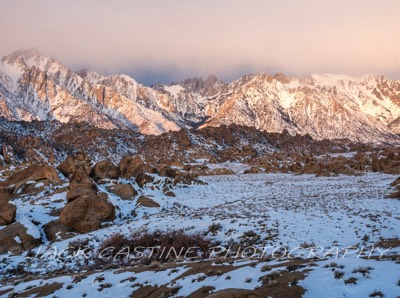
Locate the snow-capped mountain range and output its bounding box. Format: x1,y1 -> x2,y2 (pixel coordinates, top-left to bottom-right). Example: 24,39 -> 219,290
1,49 -> 400,143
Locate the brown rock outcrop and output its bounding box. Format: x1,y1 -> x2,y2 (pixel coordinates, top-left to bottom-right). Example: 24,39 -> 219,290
57,152 -> 91,178
90,160 -> 119,181
0,223 -> 42,254
158,166 -> 177,178
135,172 -> 155,187
0,189 -> 16,225
66,187 -> 96,202
60,164 -> 115,233
244,166 -> 261,174
4,165 -> 61,195
43,219 -> 79,241
69,167 -> 96,190
106,184 -> 137,200
118,155 -> 157,179
137,196 -> 160,208
60,194 -> 115,233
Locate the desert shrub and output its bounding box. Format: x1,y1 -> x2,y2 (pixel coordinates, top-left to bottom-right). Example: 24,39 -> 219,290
334,270 -> 345,279
324,262 -> 345,269
68,238 -> 90,252
240,230 -> 261,245
352,266 -> 374,277
369,290 -> 385,297
300,241 -> 315,248
97,233 -> 129,258
98,229 -> 215,262
207,223 -> 222,236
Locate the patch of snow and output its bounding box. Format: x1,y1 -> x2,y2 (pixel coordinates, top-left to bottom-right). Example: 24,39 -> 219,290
164,84 -> 185,97
18,219 -> 41,240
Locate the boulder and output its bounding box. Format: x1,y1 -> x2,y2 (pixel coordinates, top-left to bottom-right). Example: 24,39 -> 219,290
119,156 -> 156,178
209,156 -> 218,164
43,219 -> 79,242
58,152 -> 91,178
208,168 -> 235,176
137,196 -> 160,208
0,198 -> 16,225
133,163 -> 158,176
60,194 -> 115,233
5,165 -> 61,195
387,191 -> 400,199
106,184 -> 137,200
0,223 -> 42,254
164,191 -> 176,197
2,144 -> 13,164
136,172 -> 155,187
390,177 -> 400,187
371,150 -> 400,174
66,187 -> 97,202
173,172 -> 204,185
244,166 -> 261,174
90,160 -> 119,181
69,167 -> 96,190
158,166 -> 177,178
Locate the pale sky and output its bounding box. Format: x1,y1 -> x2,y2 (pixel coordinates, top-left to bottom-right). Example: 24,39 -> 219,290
0,0 -> 399,85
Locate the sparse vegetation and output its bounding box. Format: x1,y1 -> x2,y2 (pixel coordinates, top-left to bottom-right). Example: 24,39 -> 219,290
240,230 -> 261,246
207,222 -> 222,236
261,264 -> 272,272
324,262 -> 345,269
344,277 -> 357,285
97,230 -> 216,262
97,283 -> 112,291
369,290 -> 385,297
334,271 -> 345,279
352,266 -> 374,277
300,241 -> 316,248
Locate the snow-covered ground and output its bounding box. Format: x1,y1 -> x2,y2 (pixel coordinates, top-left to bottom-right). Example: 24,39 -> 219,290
1,172 -> 399,297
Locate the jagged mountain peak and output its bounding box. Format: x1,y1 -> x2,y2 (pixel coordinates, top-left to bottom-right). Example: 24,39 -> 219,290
1,48 -> 60,73
1,49 -> 400,143
0,49 -> 180,135
75,68 -> 104,82
1,48 -> 41,64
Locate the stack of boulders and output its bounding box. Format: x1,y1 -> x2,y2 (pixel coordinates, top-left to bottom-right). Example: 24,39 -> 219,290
0,186 -> 41,254
0,164 -> 62,253
371,149 -> 400,174
57,153 -> 115,234
0,164 -> 62,226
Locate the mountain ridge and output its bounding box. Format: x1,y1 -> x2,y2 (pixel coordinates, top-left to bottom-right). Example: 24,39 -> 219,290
1,49 -> 400,143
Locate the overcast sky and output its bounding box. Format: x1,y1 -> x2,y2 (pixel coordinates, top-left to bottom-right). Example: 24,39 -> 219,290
0,0 -> 399,85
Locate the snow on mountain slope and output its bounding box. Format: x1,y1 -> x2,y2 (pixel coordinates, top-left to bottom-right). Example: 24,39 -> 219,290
0,49 -> 179,134
1,49 -> 400,142
201,73 -> 400,143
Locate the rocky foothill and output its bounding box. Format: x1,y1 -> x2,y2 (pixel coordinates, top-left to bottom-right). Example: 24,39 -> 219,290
0,148 -> 204,253
0,118 -> 399,253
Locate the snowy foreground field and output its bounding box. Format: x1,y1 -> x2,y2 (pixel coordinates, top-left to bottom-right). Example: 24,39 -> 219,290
1,172 -> 400,297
